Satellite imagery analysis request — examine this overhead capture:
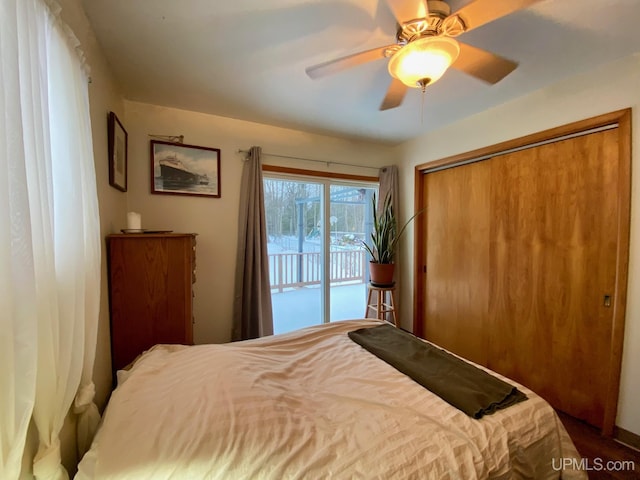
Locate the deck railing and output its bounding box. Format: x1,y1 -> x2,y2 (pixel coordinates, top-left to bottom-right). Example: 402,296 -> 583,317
269,250 -> 366,292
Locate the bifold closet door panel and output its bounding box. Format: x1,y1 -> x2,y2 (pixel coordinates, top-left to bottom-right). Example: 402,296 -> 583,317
424,161 -> 492,367
488,130 -> 619,428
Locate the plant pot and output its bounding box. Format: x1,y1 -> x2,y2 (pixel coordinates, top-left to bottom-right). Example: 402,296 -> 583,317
369,262 -> 395,287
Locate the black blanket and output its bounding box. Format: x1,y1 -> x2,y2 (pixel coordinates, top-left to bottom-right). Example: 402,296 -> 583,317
348,324 -> 527,419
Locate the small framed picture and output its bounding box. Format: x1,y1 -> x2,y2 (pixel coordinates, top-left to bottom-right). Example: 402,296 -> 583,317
108,111 -> 128,192
150,140 -> 221,198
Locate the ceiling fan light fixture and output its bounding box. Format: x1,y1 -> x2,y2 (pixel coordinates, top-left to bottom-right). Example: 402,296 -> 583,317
388,36 -> 460,88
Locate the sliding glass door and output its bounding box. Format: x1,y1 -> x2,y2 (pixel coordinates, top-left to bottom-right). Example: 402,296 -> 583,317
328,184 -> 375,322
264,178 -> 323,333
264,175 -> 377,334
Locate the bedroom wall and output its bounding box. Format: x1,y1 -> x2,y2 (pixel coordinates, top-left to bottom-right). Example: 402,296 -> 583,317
123,100 -> 396,345
397,53 -> 640,437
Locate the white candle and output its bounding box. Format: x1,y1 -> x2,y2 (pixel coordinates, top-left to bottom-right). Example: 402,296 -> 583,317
127,212 -> 141,230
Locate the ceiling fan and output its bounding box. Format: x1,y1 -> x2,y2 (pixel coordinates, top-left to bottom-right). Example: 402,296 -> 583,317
305,0 -> 543,110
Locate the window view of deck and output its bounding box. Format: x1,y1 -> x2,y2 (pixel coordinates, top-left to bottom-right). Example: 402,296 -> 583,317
264,177 -> 377,334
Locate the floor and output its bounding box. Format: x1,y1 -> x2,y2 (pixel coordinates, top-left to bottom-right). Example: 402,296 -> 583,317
557,411 -> 640,479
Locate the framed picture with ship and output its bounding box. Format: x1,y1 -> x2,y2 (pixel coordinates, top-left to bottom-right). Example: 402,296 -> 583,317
150,140 -> 221,198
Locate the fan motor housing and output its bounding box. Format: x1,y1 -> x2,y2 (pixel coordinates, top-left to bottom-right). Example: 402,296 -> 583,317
397,0 -> 451,44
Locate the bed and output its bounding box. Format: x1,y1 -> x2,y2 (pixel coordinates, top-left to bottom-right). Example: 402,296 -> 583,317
76,319 -> 586,479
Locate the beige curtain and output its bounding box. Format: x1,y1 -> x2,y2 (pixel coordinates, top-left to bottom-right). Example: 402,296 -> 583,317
378,166 -> 400,322
378,165 -> 399,216
378,165 -> 400,261
232,146 -> 274,340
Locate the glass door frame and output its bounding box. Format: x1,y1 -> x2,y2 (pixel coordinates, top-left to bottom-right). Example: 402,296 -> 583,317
263,168 -> 378,326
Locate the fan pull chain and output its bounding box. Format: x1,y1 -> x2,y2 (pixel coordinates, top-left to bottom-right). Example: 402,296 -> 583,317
416,78 -> 430,125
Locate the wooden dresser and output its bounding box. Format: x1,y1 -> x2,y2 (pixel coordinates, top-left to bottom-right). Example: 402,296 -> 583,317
107,233 -> 196,373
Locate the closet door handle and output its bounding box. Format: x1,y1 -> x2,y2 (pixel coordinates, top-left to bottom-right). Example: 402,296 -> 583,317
603,295 -> 612,308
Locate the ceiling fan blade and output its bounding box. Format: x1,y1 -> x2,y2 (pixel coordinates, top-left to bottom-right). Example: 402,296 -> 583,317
305,45 -> 394,79
385,0 -> 428,25
379,78 -> 408,111
452,42 -> 517,84
452,0 -> 543,33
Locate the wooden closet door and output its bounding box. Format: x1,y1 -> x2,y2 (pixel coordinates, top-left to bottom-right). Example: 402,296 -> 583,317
422,128 -> 620,429
424,161 -> 491,367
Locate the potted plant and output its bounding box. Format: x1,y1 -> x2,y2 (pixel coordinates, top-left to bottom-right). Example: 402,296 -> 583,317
362,192 -> 419,286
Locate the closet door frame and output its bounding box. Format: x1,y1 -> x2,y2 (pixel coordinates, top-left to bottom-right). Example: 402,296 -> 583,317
413,109 -> 631,436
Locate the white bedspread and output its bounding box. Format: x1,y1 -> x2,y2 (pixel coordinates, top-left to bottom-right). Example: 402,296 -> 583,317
77,319 -> 585,479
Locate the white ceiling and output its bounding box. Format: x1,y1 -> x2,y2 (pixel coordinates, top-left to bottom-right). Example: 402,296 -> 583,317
81,0 -> 640,145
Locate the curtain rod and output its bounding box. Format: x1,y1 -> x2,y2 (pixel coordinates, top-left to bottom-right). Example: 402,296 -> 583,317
237,149 -> 380,171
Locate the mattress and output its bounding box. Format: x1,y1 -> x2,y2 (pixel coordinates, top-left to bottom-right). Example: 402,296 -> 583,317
76,319 -> 586,479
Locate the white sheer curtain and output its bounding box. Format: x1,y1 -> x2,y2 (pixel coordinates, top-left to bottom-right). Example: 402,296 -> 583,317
0,1 -> 40,476
0,0 -> 101,478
